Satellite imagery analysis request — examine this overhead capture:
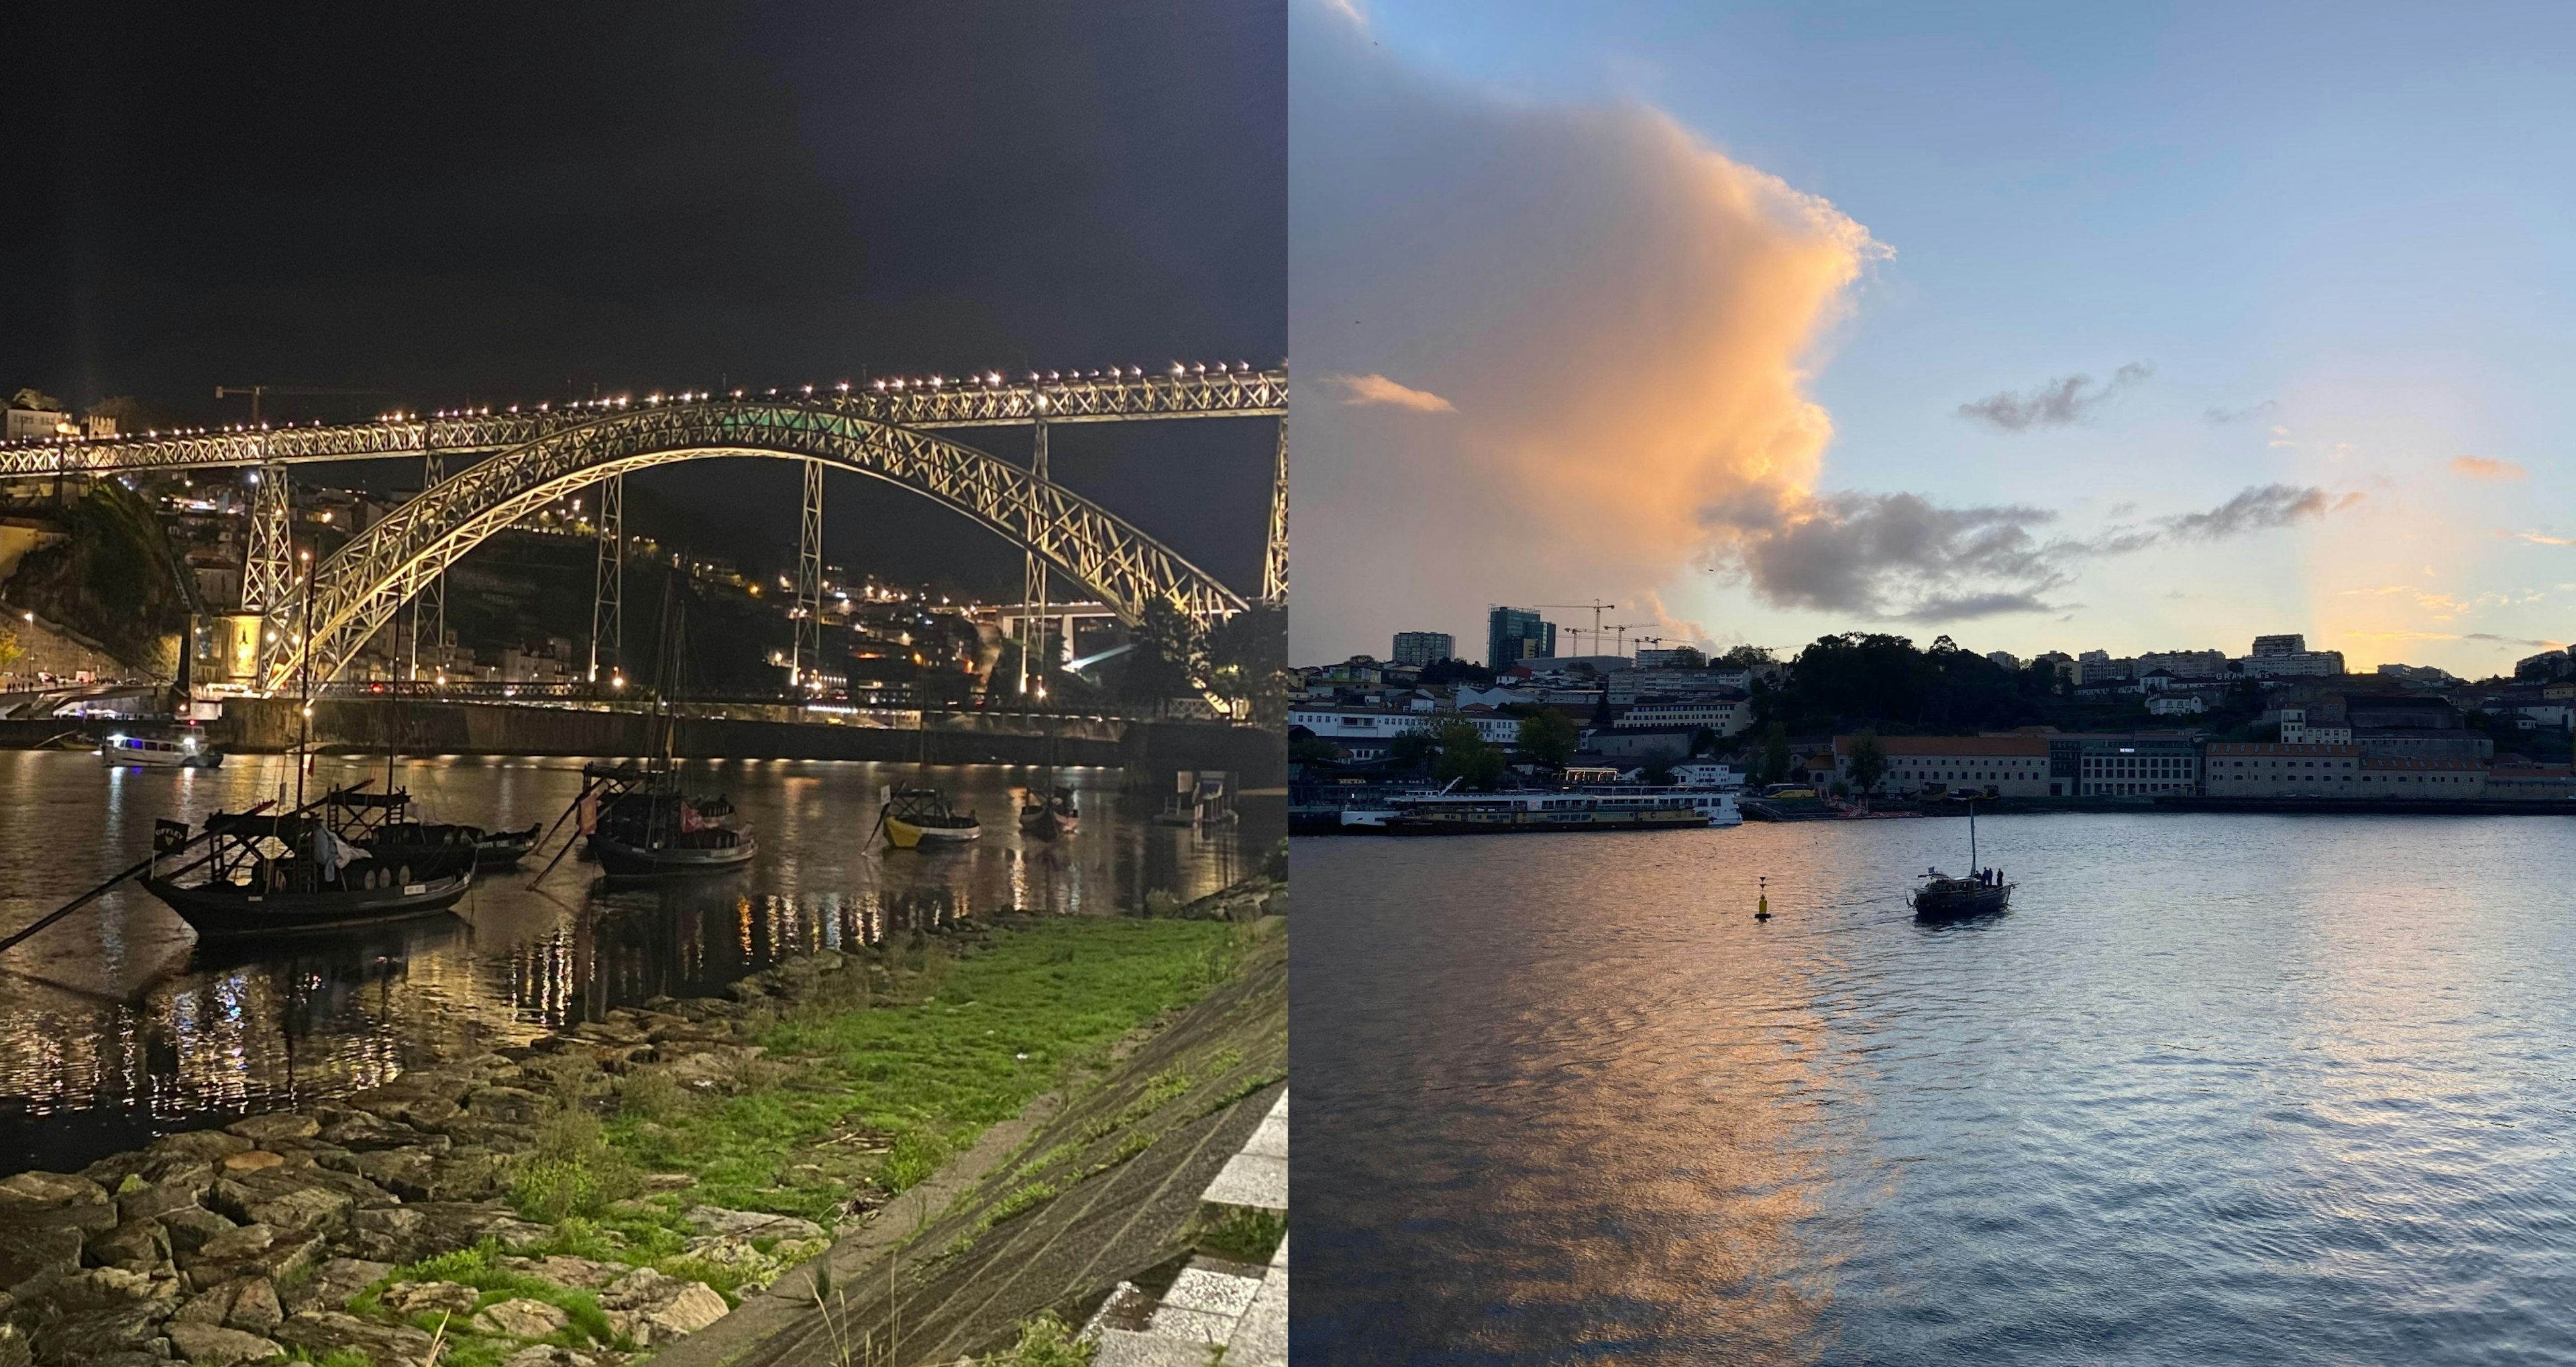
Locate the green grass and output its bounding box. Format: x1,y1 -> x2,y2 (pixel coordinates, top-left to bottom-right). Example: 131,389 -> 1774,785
1198,1206 -> 1287,1265
602,918 -> 1236,1221
348,1239 -> 626,1364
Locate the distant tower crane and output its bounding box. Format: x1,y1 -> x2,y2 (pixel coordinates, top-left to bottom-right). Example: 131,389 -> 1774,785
1533,601 -> 1615,656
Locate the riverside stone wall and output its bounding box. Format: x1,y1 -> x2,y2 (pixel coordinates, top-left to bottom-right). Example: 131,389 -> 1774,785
0,944 -> 904,1367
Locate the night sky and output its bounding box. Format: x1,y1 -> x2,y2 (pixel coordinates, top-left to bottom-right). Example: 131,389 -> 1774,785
2,1 -> 1284,595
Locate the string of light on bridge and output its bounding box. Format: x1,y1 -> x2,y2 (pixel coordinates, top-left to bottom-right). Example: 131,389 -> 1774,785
0,360 -> 1282,452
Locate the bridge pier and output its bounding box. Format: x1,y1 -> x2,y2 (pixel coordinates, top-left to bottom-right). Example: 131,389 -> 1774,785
1263,413 -> 1287,606
792,458 -> 822,688
590,470 -> 623,683
1021,416 -> 1050,698
244,461 -> 294,686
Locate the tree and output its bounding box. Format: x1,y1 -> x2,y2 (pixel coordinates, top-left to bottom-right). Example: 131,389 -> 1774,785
1642,763 -> 1675,785
1516,709 -> 1579,768
1430,717 -> 1506,789
1289,734 -> 1342,765
1847,730 -> 1888,796
1717,643 -> 1774,669
1206,604 -> 1288,727
1389,731 -> 1436,769
1417,657 -> 1495,688
1118,598 -> 1205,703
1688,726 -> 1721,757
7,388 -> 63,412
1758,722 -> 1791,787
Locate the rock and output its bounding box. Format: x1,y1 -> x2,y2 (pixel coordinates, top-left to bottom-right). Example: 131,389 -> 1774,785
223,1115 -> 319,1146
597,1267 -> 728,1346
316,1117 -> 448,1154
462,1087 -> 547,1126
224,1276 -> 282,1331
218,1152 -> 284,1175
340,1150 -> 437,1200
48,1266 -> 172,1308
119,1171 -> 216,1224
172,1282 -> 235,1325
164,1322 -> 282,1366
237,1185 -> 352,1236
435,1117 -> 541,1154
26,1299 -> 180,1364
0,1323 -> 25,1367
160,1207 -> 237,1257
185,1232 -> 321,1291
500,1255 -> 628,1289
0,1171 -> 109,1209
87,1217 -> 174,1272
345,1203 -> 545,1264
273,1310 -> 435,1365
500,1349 -> 611,1367
471,1298 -> 572,1339
0,1217 -> 87,1299
191,1224 -> 275,1264
279,1258 -> 390,1317
380,1280 -> 480,1318
145,1132 -> 252,1164
683,1205 -> 823,1242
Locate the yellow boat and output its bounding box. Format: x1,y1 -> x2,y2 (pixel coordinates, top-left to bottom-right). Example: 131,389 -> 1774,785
880,787 -> 981,848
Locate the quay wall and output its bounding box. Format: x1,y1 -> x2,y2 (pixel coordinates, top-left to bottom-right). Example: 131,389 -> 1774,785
206,698 -> 1283,786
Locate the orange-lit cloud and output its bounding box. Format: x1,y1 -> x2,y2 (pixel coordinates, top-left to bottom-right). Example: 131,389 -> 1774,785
1325,372 -> 1454,412
1288,0 -> 2359,657
2450,455 -> 2526,482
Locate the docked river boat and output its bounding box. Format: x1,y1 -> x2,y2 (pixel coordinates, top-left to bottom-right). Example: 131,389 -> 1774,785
98,728 -> 223,769
881,787 -> 982,848
1018,784 -> 1079,840
325,787 -> 544,871
582,761 -> 757,879
1367,789 -> 1717,835
139,810 -> 473,938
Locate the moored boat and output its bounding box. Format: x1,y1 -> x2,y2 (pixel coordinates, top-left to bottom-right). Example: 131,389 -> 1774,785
138,810 -> 473,938
882,787 -> 981,848
582,762 -> 757,879
98,728 -> 223,769
1911,800 -> 2015,919
1018,784 -> 1079,840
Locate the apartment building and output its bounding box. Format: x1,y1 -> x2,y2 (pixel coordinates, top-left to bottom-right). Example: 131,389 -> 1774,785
1835,734 -> 2053,797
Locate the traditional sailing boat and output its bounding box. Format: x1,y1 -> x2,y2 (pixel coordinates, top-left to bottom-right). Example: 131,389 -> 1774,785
1017,713 -> 1078,839
877,698 -> 979,847
1911,800 -> 2014,919
582,574 -> 756,879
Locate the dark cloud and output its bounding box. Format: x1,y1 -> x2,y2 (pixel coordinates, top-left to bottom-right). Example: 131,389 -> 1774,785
2204,399 -> 2279,425
2465,633 -> 2564,648
1958,363 -> 2152,432
1704,482 -> 2360,623
2158,484 -> 2359,541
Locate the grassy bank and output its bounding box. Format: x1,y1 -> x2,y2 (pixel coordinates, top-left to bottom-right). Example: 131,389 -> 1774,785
611,916 -> 1244,1220
315,914 -> 1249,1367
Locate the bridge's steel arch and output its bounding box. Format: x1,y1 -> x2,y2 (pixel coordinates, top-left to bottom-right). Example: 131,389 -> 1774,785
270,403 -> 1246,693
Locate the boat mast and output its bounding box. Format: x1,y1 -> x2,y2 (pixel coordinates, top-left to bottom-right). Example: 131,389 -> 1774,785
1969,800 -> 1978,873
295,543 -> 315,808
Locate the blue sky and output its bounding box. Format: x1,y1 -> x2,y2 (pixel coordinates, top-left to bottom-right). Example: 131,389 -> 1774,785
1292,1 -> 2576,672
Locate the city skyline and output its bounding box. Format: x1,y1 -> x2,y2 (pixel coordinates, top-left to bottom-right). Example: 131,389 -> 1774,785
1291,0 -> 2576,677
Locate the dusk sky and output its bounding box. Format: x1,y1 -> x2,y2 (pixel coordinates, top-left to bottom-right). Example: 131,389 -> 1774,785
3,1 -> 1283,599
1291,0 -> 2576,675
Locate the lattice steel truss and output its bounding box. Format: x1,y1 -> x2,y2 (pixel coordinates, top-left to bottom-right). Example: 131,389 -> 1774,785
408,451 -> 444,680
0,368 -> 1287,477
264,404 -> 1250,692
588,472 -> 622,684
792,459 -> 823,686
1020,418 -> 1051,698
243,462 -> 294,684
1263,415 -> 1289,606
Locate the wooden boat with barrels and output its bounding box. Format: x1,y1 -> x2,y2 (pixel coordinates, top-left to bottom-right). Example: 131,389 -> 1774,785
581,761 -> 757,879
1911,801 -> 2015,920
138,808 -> 474,938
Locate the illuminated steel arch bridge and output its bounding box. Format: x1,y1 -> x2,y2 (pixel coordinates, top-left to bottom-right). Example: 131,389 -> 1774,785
0,367 -> 1287,696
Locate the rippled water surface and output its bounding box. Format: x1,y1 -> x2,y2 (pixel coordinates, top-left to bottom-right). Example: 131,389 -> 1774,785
0,750 -> 1275,1172
1293,815 -> 2576,1365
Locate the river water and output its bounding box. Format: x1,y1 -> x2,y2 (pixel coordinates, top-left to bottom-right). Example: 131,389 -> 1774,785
0,750 -> 1276,1174
1292,814 -> 2576,1366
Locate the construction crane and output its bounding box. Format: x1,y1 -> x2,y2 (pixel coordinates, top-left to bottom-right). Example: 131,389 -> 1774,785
1605,624 -> 1656,657
214,384 -> 398,423
1534,601 -> 1615,655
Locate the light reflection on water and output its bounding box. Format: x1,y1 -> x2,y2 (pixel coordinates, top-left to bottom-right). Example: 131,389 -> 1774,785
1292,815 -> 2576,1366
0,750 -> 1274,1172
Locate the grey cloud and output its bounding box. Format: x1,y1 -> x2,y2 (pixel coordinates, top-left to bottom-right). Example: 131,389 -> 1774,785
2157,484 -> 2356,541
2204,399 -> 2279,425
1959,363 -> 2152,432
2465,633 -> 2563,648
1707,482 -> 2360,623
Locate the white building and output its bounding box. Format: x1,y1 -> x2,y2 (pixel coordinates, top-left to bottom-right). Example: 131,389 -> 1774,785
2205,742 -> 2361,797
1835,734 -> 2053,797
1286,705 -> 1522,747
2145,694 -> 2206,716
2277,707 -> 2353,745
1614,699 -> 1750,736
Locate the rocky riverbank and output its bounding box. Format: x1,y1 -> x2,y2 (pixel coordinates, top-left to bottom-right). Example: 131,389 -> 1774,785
0,889 -> 1279,1367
